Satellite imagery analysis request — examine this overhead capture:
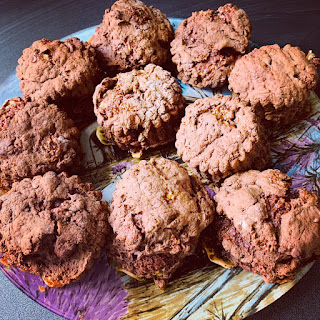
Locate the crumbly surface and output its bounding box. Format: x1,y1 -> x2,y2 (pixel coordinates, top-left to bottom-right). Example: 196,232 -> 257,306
228,44 -> 319,125
107,158 -> 214,288
90,0 -> 174,74
16,37 -> 102,121
93,64 -> 186,152
0,172 -> 109,286
170,4 -> 251,88
175,95 -> 270,183
214,169 -> 320,283
0,97 -> 25,132
0,98 -> 81,188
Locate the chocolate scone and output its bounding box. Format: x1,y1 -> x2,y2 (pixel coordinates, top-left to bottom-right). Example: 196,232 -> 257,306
170,4 -> 251,88
213,169 -> 320,284
90,0 -> 174,74
106,158 -> 214,288
0,172 -> 109,287
175,95 -> 270,183
228,44 -> 319,125
0,98 -> 81,188
16,37 -> 102,122
93,64 -> 186,153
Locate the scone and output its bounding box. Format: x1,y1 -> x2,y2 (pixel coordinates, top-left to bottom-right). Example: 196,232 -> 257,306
0,172 -> 109,287
90,0 -> 174,74
93,64 -> 186,153
170,4 -> 251,88
228,44 -> 319,125
175,95 -> 270,183
213,169 -> 320,283
106,158 -> 214,288
0,98 -> 81,189
16,37 -> 102,122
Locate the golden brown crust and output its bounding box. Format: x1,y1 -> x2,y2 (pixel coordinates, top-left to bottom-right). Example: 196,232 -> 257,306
93,64 -> 186,152
229,44 -> 319,125
0,172 -> 109,286
214,169 -> 320,283
0,98 -> 81,188
107,158 -> 215,287
175,95 -> 270,182
91,0 -> 174,73
171,4 -> 251,88
16,37 -> 102,121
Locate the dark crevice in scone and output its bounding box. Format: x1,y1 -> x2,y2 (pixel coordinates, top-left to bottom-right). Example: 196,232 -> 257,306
106,158 -> 215,288
16,37 -> 103,122
228,44 -> 319,126
0,98 -> 82,189
0,172 -> 109,287
90,0 -> 174,74
175,94 -> 270,183
93,64 -> 186,153
213,169 -> 320,284
170,3 -> 251,88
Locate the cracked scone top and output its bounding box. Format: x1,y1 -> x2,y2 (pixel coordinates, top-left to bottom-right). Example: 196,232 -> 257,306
16,37 -> 102,121
214,169 -> 320,283
93,64 -> 186,153
170,3 -> 251,88
0,98 -> 81,189
0,172 -> 109,287
175,95 -> 270,183
228,44 -> 319,125
90,0 -> 174,73
106,158 -> 215,288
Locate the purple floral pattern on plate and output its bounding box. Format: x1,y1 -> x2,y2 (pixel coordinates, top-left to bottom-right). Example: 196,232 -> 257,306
0,254 -> 127,320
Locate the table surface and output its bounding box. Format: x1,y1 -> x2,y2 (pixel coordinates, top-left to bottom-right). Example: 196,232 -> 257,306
1,0 -> 320,319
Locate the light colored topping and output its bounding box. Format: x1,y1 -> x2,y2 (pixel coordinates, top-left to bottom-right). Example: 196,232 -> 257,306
42,276 -> 65,288
131,151 -> 143,159
116,266 -> 144,281
203,244 -> 234,269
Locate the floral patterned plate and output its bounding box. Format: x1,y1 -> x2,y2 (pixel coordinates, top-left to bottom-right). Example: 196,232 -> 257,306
0,18 -> 319,320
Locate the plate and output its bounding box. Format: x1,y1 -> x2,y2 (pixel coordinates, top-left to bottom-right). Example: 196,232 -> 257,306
0,17 -> 319,320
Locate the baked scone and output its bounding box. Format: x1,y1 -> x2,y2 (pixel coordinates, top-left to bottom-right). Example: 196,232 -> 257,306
228,44 -> 319,125
170,4 -> 251,88
214,169 -> 320,283
0,172 -> 109,287
106,158 -> 214,288
90,0 -> 174,74
93,64 -> 186,153
175,95 -> 270,183
16,37 -> 102,122
0,98 -> 81,189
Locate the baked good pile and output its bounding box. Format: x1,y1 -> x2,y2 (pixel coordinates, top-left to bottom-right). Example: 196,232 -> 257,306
0,0 -> 320,290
